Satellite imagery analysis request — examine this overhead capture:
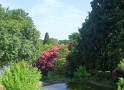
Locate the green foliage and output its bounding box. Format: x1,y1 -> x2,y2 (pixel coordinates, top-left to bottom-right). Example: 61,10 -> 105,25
53,58 -> 66,75
43,32 -> 58,45
59,40 -> 72,44
118,59 -> 124,72
44,45 -> 69,80
107,31 -> 124,70
41,44 -> 54,51
118,78 -> 124,90
117,59 -> 124,90
74,66 -> 91,79
0,5 -> 42,64
57,46 -> 69,58
52,46 -> 69,75
46,71 -> 60,80
65,47 -> 80,77
46,46 -> 69,78
43,32 -> 50,44
68,32 -> 80,41
68,0 -> 124,72
48,38 -> 59,45
46,71 -> 67,81
0,61 -> 41,90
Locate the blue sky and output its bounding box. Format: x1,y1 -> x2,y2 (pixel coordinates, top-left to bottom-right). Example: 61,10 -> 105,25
0,0 -> 92,40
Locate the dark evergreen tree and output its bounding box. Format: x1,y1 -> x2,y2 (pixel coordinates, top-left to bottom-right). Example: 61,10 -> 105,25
43,32 -> 50,44
67,0 -> 124,74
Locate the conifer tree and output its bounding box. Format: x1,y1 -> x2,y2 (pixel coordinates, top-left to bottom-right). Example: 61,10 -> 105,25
43,32 -> 50,44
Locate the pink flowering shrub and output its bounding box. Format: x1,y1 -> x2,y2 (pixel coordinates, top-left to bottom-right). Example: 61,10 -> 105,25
34,44 -> 64,76
112,67 -> 120,80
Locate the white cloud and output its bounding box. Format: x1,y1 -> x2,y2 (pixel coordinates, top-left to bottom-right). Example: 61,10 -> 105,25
29,0 -> 85,40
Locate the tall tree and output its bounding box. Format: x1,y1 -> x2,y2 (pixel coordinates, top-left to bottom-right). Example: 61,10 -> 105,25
0,5 -> 42,64
68,0 -> 124,73
43,32 -> 50,44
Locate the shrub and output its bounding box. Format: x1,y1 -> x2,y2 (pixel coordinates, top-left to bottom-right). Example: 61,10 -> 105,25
118,78 -> 124,90
54,46 -> 69,76
53,58 -> 66,75
58,46 -> 70,58
118,59 -> 124,72
46,71 -> 66,81
0,61 -> 41,90
46,71 -> 60,80
117,59 -> 124,90
74,66 -> 91,79
65,43 -> 81,77
35,44 -> 64,76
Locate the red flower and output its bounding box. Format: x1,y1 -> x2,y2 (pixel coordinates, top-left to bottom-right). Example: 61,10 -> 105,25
34,44 -> 64,76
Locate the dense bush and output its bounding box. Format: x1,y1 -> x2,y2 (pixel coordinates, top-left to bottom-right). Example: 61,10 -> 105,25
35,44 -> 64,76
52,58 -> 66,75
74,66 -> 91,79
46,71 -> 60,80
118,59 -> 124,72
44,45 -> 69,80
117,59 -> 124,90
58,46 -> 70,58
0,61 -> 41,90
45,58 -> 66,80
118,78 -> 124,90
0,5 -> 42,64
53,46 -> 69,75
64,42 -> 80,77
112,60 -> 124,81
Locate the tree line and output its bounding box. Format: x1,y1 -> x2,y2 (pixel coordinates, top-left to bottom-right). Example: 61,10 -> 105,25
67,0 -> 124,76
0,4 -> 77,65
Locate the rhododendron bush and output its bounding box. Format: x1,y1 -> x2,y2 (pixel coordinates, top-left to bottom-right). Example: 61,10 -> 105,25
34,44 -> 64,76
